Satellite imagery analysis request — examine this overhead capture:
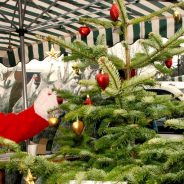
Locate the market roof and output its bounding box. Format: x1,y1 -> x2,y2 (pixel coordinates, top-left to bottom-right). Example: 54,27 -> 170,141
0,0 -> 183,66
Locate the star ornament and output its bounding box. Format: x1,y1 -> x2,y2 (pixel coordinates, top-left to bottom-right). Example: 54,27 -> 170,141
24,169 -> 36,184
46,45 -> 60,60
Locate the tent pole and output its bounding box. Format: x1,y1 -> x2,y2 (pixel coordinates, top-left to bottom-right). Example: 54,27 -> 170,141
18,0 -> 29,147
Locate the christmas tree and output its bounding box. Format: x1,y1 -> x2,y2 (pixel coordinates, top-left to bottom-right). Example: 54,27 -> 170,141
2,0 -> 184,183
41,0 -> 184,183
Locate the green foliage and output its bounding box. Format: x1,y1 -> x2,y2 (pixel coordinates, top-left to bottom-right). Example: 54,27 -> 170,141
0,137 -> 20,153
165,118 -> 184,129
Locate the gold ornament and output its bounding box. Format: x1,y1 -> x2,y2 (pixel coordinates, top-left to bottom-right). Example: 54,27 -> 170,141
173,10 -> 181,22
48,116 -> 59,127
46,45 -> 60,59
24,169 -> 36,184
72,119 -> 84,135
72,64 -> 80,75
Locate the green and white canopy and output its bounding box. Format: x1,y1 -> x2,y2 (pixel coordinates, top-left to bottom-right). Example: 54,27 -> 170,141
0,0 -> 184,67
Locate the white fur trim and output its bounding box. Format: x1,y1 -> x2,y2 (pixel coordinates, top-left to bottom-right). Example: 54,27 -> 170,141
34,88 -> 58,120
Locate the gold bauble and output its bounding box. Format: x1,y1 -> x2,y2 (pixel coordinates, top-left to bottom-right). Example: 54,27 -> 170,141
72,120 -> 84,135
173,10 -> 181,22
48,117 -> 59,127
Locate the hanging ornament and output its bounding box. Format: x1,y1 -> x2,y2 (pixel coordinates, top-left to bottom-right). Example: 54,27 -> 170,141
96,71 -> 110,90
72,118 -> 84,135
24,169 -> 36,184
173,10 -> 181,22
84,94 -> 92,105
165,58 -> 173,68
46,45 -> 60,60
110,3 -> 119,21
48,116 -> 59,127
72,64 -> 80,75
57,96 -> 63,104
130,69 -> 136,77
79,26 -> 91,37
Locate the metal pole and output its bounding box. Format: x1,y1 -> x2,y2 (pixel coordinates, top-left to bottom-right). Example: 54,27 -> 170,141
18,0 -> 28,110
18,0 -> 29,148
28,0 -> 103,31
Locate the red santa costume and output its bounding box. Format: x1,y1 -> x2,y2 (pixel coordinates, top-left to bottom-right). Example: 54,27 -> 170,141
0,88 -> 58,143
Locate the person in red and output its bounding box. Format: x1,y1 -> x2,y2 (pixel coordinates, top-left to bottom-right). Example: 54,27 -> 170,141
0,87 -> 58,143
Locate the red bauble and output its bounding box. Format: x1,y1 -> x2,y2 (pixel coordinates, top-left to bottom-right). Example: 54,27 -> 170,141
110,3 -> 119,21
84,95 -> 92,105
96,72 -> 110,90
79,26 -> 91,37
165,58 -> 172,68
130,69 -> 136,77
57,96 -> 63,104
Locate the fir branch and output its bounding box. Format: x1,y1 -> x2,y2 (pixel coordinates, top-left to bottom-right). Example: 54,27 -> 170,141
145,137 -> 184,147
165,118 -> 184,129
170,38 -> 184,48
150,33 -> 164,49
79,17 -> 115,28
163,151 -> 184,172
85,168 -> 106,181
79,79 -> 98,88
159,170 -> 184,184
0,137 -> 20,152
116,0 -> 129,25
113,109 -> 128,117
131,28 -> 184,69
121,73 -> 154,91
63,105 -> 86,121
164,27 -> 184,47
130,2 -> 184,25
46,36 -> 95,60
165,47 -> 184,56
107,54 -> 125,70
98,118 -> 111,135
154,64 -> 172,75
63,55 -> 79,62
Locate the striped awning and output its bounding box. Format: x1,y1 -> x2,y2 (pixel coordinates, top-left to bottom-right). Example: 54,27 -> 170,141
0,0 -> 184,67
169,75 -> 184,81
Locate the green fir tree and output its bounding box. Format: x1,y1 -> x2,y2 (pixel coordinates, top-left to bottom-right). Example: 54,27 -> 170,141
42,0 -> 184,183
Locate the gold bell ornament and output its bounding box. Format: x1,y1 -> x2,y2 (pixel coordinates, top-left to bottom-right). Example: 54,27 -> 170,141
48,112 -> 59,127
72,118 -> 84,135
72,63 -> 80,75
173,10 -> 181,22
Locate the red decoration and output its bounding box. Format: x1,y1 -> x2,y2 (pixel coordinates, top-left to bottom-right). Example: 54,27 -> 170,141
130,69 -> 136,77
84,95 -> 92,105
165,58 -> 173,68
96,72 -> 110,90
57,96 -> 63,104
79,26 -> 91,37
110,3 -> 119,21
